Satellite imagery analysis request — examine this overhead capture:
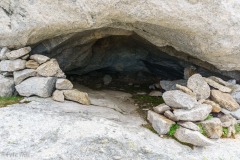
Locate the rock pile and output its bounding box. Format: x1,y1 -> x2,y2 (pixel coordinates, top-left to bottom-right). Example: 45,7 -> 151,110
0,47 -> 90,105
148,73 -> 240,146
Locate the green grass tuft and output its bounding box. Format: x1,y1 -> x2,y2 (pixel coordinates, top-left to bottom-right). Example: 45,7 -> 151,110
205,114 -> 213,120
222,127 -> 229,138
235,124 -> 240,134
168,124 -> 180,136
198,124 -> 207,136
0,96 -> 23,108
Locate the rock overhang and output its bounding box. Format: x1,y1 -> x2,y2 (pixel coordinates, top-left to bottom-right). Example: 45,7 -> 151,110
1,0 -> 240,72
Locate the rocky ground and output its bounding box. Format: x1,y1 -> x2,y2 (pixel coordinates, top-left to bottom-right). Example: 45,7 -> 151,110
0,86 -> 240,160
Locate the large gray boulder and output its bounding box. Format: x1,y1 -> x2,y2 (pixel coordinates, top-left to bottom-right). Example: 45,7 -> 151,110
0,76 -> 15,97
36,59 -> 65,77
162,90 -> 198,110
1,1 -> 240,73
0,59 -> 26,72
15,77 -> 56,98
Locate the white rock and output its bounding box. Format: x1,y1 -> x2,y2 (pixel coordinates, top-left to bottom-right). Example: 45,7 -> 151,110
56,79 -> 73,90
13,69 -> 36,85
0,59 -> 26,72
0,77 -> 15,97
147,110 -> 175,135
201,118 -> 223,139
204,77 -> 232,93
173,104 -> 212,121
0,47 -> 10,60
153,104 -> 170,114
52,90 -> 64,102
187,74 -> 210,100
103,75 -> 112,85
178,122 -> 200,131
149,91 -> 162,97
174,127 -> 214,147
36,59 -> 65,77
63,89 -> 91,105
164,110 -> 178,121
211,90 -> 240,111
176,84 -> 196,97
208,76 -> 231,86
15,77 -> 56,98
30,54 -> 50,64
162,90 -> 198,110
6,47 -> 31,60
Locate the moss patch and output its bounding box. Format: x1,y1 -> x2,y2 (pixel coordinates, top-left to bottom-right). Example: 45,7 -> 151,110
0,96 -> 23,108
132,95 -> 164,109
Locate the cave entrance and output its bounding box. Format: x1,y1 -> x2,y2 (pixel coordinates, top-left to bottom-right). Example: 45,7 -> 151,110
67,34 -> 187,92
31,28 -> 234,114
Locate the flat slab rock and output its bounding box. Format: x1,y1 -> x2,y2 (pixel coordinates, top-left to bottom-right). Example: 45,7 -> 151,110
173,104 -> 212,121
174,127 -> 214,147
162,90 -> 198,110
211,90 -> 240,111
0,59 -> 26,72
13,69 -> 36,85
15,77 -> 56,98
6,47 -> 31,60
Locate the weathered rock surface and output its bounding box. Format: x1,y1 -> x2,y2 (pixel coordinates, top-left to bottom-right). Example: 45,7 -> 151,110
0,47 -> 10,60
52,90 -> 64,102
174,127 -> 214,147
0,59 -> 26,72
63,89 -> 91,105
56,79 -> 73,90
162,90 -> 198,110
147,110 -> 175,135
1,0 -> 240,73
15,77 -> 56,98
26,60 -> 39,69
6,47 -> 31,60
208,76 -> 231,86
13,69 -> 36,85
153,104 -> 170,114
211,90 -> 240,111
201,118 -> 223,139
178,122 -> 200,131
164,110 -> 178,122
202,100 -> 222,113
204,77 -> 232,93
0,77 -> 15,97
176,84 -> 196,97
1,96 -> 240,159
37,59 -> 64,77
187,74 -> 210,100
173,104 -> 212,121
30,54 -> 50,64
103,75 -> 112,85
